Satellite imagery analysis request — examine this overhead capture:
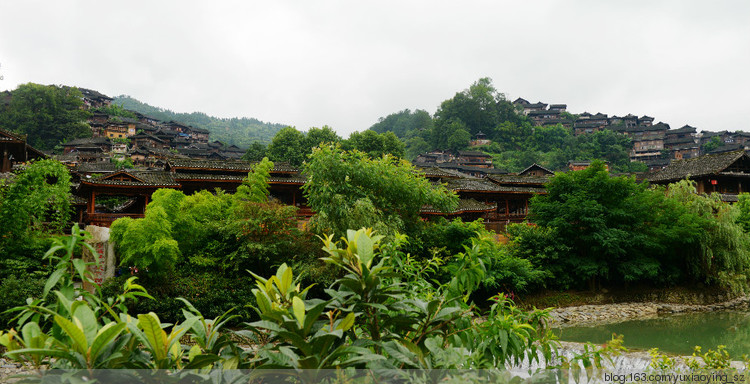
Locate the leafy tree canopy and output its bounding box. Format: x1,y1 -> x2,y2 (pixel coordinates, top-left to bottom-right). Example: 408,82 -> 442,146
302,144 -> 458,237
0,83 -> 91,151
343,130 -> 405,159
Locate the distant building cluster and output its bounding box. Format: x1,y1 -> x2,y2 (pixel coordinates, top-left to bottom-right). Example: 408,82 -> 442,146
58,89 -> 246,167
512,97 -> 749,170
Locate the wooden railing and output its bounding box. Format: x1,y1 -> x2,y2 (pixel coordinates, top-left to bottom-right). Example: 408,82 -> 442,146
85,213 -> 145,227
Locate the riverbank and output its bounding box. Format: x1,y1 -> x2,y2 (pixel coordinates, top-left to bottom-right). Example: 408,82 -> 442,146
548,295 -> 750,327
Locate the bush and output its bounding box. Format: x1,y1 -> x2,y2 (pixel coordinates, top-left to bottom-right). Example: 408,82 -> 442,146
0,275 -> 45,328
101,271 -> 256,326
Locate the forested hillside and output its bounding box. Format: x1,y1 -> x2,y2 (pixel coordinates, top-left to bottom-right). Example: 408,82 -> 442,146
370,78 -> 646,173
114,95 -> 287,147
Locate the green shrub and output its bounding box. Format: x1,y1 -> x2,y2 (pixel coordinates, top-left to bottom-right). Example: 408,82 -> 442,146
102,272 -> 256,326
0,275 -> 45,328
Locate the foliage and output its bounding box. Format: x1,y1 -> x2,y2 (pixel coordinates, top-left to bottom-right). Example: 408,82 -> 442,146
663,180 -> 750,285
114,95 -> 287,147
102,272 -> 256,326
0,275 -> 45,328
555,334 -> 627,381
702,136 -> 724,154
0,159 -> 71,275
302,144 -> 458,238
92,103 -> 136,119
235,157 -> 273,202
736,192 -> 750,233
687,345 -> 732,370
0,83 -> 91,151
110,189 -> 183,275
242,141 -> 267,161
304,125 -> 341,151
367,78 -> 642,173
242,228 -> 558,371
0,226 -> 242,373
110,159 -> 314,280
110,157 -> 134,169
266,126 -> 307,166
511,166 -> 750,290
528,162 -> 664,288
1,226 -> 563,376
370,108 -> 433,138
343,129 -> 405,158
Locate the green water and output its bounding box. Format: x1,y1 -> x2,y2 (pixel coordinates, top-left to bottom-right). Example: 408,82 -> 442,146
555,311 -> 750,356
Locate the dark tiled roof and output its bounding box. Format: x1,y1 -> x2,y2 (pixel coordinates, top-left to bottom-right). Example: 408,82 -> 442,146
648,150 -> 749,182
669,125 -> 697,134
518,163 -> 554,176
457,150 -> 492,158
444,178 -> 501,192
62,137 -> 110,146
75,163 -> 121,173
86,170 -> 179,187
487,174 -> 551,186
421,198 -> 496,214
172,172 -> 306,184
166,158 -> 300,173
417,167 -> 462,179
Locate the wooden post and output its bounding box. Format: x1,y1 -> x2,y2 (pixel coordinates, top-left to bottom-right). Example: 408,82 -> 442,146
89,191 -> 96,215
525,199 -> 528,216
505,199 -> 510,220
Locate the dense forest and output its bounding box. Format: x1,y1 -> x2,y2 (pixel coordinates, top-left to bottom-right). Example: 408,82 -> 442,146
114,95 -> 287,147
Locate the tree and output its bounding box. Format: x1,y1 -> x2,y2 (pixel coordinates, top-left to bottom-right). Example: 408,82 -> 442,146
0,159 -> 72,276
528,161 -> 661,289
433,77 -> 526,139
447,127 -> 471,152
0,159 -> 71,242
110,189 -> 184,275
304,125 -> 341,153
266,127 -> 306,166
302,144 -> 458,237
369,109 -> 433,138
0,83 -> 91,151
343,130 -> 405,158
242,142 -> 267,161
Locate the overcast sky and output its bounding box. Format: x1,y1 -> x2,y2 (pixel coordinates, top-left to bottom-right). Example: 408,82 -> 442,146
1,1 -> 748,136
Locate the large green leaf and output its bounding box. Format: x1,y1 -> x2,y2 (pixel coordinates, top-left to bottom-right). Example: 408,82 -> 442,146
291,296 -> 305,328
88,322 -> 126,365
71,301 -> 98,345
54,315 -> 88,355
137,312 -> 167,361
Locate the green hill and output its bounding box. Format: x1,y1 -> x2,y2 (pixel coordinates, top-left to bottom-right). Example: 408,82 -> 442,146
114,95 -> 287,147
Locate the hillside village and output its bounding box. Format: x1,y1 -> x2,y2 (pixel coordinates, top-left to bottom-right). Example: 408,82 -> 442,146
58,89 -> 247,167
513,97 -> 745,167
4,86 -> 750,233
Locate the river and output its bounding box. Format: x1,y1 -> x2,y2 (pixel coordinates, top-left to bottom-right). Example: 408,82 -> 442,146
555,310 -> 750,356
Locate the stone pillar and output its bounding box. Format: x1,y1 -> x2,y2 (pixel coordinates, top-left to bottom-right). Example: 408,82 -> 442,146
82,225 -> 116,293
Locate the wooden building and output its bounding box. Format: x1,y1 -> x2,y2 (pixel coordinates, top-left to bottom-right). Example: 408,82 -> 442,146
647,149 -> 750,201
0,128 -> 47,172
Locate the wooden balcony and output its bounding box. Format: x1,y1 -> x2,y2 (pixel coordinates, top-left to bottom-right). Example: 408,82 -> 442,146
85,213 -> 145,227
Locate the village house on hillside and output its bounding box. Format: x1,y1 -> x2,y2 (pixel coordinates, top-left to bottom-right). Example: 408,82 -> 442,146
0,127 -> 46,172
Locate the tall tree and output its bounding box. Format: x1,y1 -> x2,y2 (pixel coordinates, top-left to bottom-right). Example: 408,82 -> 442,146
243,141 -> 268,161
0,83 -> 91,151
344,130 -> 405,158
266,126 -> 306,166
304,125 -> 341,153
302,144 -> 457,237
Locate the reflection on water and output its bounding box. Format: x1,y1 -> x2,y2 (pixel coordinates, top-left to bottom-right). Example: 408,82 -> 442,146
555,311 -> 750,356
